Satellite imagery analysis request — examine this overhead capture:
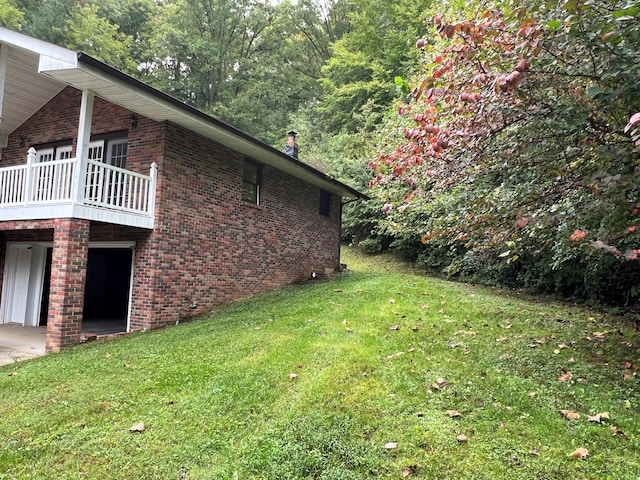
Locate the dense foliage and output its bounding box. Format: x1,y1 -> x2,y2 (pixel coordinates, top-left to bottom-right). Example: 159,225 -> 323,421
359,0 -> 640,306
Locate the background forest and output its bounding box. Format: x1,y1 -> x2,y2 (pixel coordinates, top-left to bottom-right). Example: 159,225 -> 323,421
2,0 -> 639,307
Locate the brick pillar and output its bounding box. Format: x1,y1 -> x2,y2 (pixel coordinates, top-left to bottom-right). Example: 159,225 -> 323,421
46,218 -> 90,353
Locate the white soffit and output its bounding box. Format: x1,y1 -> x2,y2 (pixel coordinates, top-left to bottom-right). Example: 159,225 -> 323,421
0,41 -> 66,136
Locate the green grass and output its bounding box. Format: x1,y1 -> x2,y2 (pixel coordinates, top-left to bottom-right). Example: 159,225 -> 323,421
1,246 -> 639,479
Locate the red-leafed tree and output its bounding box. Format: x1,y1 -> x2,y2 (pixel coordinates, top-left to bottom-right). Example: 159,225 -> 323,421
366,0 -> 640,304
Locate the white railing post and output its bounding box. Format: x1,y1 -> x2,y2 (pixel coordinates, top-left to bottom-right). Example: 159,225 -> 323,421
148,162 -> 158,218
24,147 -> 36,205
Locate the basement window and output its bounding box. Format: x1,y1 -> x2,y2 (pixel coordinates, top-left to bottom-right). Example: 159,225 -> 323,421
242,158 -> 262,204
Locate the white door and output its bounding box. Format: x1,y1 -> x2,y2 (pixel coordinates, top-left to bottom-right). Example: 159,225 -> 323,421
1,244 -> 46,326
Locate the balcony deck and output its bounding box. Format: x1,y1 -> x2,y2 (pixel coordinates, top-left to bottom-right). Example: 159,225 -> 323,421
0,150 -> 157,229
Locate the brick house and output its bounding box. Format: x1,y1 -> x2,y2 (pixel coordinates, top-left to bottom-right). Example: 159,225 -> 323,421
0,28 -> 365,352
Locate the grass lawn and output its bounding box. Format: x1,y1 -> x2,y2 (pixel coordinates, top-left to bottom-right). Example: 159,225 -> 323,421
1,246 -> 639,479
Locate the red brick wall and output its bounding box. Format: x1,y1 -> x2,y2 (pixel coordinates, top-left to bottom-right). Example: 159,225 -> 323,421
150,122 -> 342,325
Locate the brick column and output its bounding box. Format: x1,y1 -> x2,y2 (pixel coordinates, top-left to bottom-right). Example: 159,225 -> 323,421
46,218 -> 90,353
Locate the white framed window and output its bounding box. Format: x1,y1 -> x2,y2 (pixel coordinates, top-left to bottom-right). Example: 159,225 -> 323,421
35,145 -> 72,162
88,138 -> 127,168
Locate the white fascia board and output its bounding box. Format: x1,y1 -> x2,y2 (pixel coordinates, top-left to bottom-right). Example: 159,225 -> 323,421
38,54 -> 78,73
0,27 -> 77,65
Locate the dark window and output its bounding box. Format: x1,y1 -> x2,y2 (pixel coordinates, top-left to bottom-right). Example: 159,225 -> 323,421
320,189 -> 332,217
242,159 -> 262,204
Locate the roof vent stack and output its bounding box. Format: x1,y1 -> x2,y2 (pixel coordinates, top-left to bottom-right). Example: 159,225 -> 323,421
284,130 -> 299,159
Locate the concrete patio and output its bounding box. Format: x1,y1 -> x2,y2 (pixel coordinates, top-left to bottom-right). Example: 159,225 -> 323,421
0,324 -> 47,366
0,320 -> 127,366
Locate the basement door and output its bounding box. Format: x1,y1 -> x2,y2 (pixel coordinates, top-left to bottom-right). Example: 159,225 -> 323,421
82,248 -> 133,332
0,244 -> 47,327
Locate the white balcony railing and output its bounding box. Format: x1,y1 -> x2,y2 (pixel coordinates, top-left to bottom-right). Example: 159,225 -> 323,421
84,159 -> 156,215
0,148 -> 157,219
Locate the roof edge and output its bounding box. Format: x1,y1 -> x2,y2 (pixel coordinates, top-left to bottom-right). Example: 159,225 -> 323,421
76,53 -> 368,200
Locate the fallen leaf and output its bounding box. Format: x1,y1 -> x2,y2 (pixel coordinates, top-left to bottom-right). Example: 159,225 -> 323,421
570,447 -> 589,459
389,325 -> 400,331
557,371 -> 573,382
412,327 -> 420,332
436,377 -> 450,388
610,425 -> 625,437
333,289 -> 343,292
384,442 -> 398,449
401,464 -> 418,477
623,361 -> 637,380
531,448 -> 539,456
345,327 -> 353,333
446,410 -> 461,418
129,422 -> 145,433
559,409 -> 581,420
588,352 -> 608,365
587,412 -> 609,423
558,342 -> 570,349
288,372 -> 298,380
388,298 -> 396,304
456,434 -> 468,442
386,351 -> 404,359
593,331 -> 606,338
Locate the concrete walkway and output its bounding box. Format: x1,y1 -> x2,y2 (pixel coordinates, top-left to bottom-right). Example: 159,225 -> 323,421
0,324 -> 47,366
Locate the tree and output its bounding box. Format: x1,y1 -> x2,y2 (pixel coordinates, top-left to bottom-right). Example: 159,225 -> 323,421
366,0 -> 640,304
0,0 -> 24,29
61,3 -> 136,72
91,0 -> 159,68
319,0 -> 431,134
14,0 -> 76,44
